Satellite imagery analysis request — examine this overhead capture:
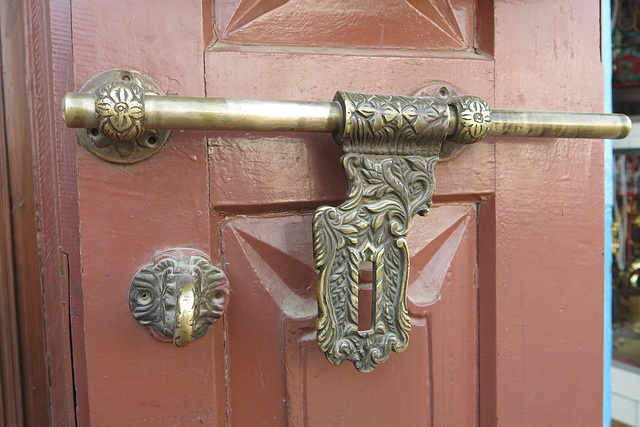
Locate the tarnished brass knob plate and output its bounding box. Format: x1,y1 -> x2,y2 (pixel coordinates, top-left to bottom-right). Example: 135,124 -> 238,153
129,248 -> 230,347
410,81 -> 486,161
70,69 -> 170,164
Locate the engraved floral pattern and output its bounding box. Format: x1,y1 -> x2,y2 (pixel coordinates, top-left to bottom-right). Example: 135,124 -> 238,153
356,97 -> 402,132
315,90 -> 455,372
313,153 -> 437,372
96,81 -> 145,141
334,91 -> 449,157
450,96 -> 492,144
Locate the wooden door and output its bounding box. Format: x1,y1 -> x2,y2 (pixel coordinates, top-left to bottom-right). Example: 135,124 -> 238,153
59,0 -> 606,425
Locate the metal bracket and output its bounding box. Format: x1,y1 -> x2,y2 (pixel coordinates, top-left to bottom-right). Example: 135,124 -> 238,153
69,69 -> 171,164
410,82 -> 473,161
313,91 -> 491,372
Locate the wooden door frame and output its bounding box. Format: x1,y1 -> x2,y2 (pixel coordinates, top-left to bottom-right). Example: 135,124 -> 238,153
0,0 -> 79,425
0,33 -> 26,425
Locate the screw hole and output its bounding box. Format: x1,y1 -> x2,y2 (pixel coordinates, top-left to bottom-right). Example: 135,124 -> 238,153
438,87 -> 449,98
121,73 -> 131,82
213,291 -> 224,300
136,291 -> 152,305
147,136 -> 157,146
90,128 -> 99,137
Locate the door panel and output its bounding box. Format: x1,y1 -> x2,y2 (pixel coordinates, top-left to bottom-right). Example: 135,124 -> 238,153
69,0 -> 492,423
212,0 -> 475,51
223,205 -> 477,425
71,1 -> 224,425
491,2 -> 605,424
65,0 -> 606,425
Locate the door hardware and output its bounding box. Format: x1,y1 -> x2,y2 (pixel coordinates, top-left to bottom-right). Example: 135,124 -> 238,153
67,69 -> 171,164
63,69 -> 631,164
65,69 -> 631,371
129,248 -> 230,347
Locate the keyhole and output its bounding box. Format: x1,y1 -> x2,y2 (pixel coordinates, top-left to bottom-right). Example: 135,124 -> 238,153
357,261 -> 374,332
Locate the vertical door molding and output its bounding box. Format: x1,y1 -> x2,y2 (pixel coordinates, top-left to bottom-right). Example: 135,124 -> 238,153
0,0 -> 79,425
0,0 -> 51,424
0,28 -> 24,426
492,0 -> 605,424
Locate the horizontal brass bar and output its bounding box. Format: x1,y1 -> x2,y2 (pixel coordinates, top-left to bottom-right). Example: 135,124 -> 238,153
63,93 -> 343,133
146,96 -> 343,133
490,110 -> 632,140
62,93 -> 97,128
62,92 -> 632,140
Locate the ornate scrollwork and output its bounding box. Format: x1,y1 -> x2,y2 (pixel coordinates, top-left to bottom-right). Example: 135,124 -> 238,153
315,90 -> 449,372
448,95 -> 492,144
96,81 -> 146,141
129,250 -> 230,345
313,153 -> 437,372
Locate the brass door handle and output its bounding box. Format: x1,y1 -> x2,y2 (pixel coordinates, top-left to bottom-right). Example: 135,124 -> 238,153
67,70 -> 631,372
129,248 -> 230,347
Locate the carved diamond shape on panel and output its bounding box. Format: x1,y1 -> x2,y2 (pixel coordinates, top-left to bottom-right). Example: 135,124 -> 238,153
220,0 -> 289,34
223,205 -> 477,424
226,215 -> 317,320
225,206 -> 472,322
214,0 -> 473,51
407,204 -> 472,309
405,0 -> 464,44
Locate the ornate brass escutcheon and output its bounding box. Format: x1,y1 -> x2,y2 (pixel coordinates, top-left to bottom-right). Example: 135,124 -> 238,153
313,91 -> 491,372
129,248 -> 230,347
63,70 -> 631,371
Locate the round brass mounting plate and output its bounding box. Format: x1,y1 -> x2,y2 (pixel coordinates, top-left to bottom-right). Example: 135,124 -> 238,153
75,69 -> 170,164
410,81 -> 467,162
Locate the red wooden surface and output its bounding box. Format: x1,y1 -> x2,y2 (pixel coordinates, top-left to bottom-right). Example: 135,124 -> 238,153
0,1 -> 58,425
0,0 -> 82,424
62,0 -> 606,425
49,0 -> 87,423
0,27 -> 24,427
491,1 -> 604,424
26,0 -> 80,423
71,1 -> 225,424
213,0 -> 476,51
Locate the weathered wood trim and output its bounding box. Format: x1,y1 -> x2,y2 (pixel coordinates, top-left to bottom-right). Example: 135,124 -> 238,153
0,0 -> 52,424
0,25 -> 25,427
0,0 -> 80,425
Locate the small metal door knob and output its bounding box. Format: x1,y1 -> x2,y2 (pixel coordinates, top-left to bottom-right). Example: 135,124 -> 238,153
129,248 -> 230,347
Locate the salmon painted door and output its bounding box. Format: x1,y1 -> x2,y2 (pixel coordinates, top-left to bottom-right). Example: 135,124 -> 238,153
66,0 -> 605,425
